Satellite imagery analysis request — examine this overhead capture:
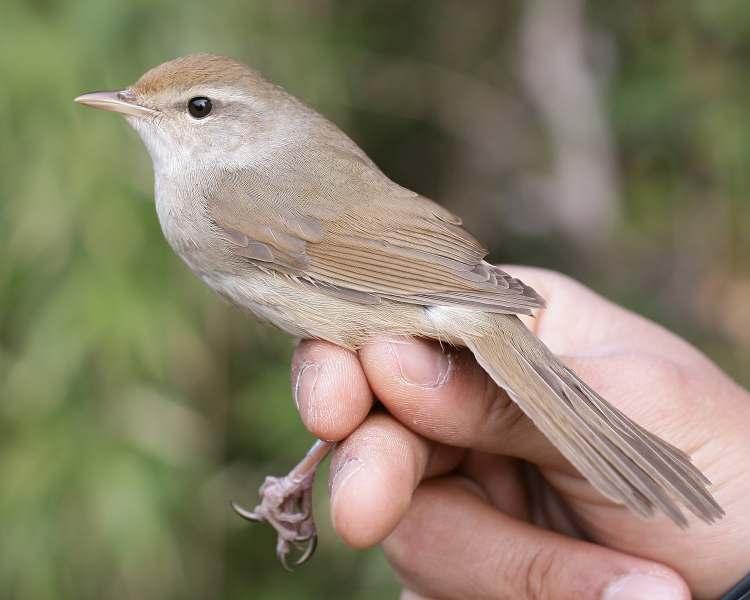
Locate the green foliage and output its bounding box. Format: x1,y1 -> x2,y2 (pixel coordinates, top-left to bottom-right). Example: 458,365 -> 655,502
2,1 -> 749,598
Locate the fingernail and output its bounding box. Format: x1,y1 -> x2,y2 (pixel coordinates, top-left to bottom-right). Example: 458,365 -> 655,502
329,457 -> 364,502
388,340 -> 451,387
293,361 -> 319,411
602,574 -> 685,600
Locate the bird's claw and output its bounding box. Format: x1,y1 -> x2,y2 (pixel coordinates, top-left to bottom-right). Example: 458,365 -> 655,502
232,473 -> 318,570
230,500 -> 263,523
275,532 -> 318,571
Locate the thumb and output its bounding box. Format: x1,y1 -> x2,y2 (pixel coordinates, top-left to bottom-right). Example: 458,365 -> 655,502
383,477 -> 691,600
500,266 -> 709,369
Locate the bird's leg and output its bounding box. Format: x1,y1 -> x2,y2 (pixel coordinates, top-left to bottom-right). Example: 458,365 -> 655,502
232,439 -> 334,570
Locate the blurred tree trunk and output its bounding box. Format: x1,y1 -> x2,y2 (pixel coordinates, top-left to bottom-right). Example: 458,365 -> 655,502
520,0 -> 620,245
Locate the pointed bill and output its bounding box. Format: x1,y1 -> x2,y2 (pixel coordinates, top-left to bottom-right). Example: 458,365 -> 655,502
74,90 -> 157,118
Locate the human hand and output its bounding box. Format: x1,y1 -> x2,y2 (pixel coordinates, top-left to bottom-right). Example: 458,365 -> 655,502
291,267 -> 750,599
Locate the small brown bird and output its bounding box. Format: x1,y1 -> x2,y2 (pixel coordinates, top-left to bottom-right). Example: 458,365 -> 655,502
76,54 -> 723,568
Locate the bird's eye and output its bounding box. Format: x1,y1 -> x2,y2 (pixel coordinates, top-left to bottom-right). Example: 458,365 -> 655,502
187,96 -> 212,119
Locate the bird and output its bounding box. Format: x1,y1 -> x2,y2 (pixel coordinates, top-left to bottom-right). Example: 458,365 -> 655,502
75,53 -> 723,569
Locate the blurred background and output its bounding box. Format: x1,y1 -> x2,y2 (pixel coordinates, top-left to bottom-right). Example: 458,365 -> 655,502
2,0 -> 750,598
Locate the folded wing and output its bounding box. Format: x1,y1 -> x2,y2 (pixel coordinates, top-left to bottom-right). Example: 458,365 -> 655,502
208,167 -> 544,315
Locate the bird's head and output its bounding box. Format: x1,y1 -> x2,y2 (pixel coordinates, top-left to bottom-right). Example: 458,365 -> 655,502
76,54 -> 302,172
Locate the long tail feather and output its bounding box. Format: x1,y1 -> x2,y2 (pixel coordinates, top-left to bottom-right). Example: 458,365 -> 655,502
461,314 -> 724,526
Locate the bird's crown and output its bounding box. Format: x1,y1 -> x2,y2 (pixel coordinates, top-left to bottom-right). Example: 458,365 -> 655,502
132,53 -> 265,96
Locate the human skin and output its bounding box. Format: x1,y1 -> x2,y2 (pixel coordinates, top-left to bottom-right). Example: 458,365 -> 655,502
291,267 -> 750,599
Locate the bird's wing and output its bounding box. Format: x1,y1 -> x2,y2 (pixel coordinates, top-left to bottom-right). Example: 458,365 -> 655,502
208,167 -> 544,315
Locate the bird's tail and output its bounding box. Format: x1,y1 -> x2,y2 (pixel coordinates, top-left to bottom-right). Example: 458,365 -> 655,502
459,313 -> 724,526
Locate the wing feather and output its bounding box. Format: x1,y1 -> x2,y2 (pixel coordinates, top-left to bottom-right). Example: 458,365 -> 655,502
207,169 -> 545,315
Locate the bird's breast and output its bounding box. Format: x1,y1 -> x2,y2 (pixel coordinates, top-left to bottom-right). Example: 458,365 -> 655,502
153,175 -> 221,269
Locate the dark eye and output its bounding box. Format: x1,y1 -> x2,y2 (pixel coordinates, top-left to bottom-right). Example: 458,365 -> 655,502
187,96 -> 212,119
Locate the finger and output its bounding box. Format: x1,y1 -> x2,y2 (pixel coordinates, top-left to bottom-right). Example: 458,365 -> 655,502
384,477 -> 690,600
400,590 -> 438,600
461,454 -> 591,539
328,412 -> 463,548
460,453 -> 529,520
359,338 -> 565,468
291,339 -> 373,441
499,265 -> 710,369
501,267 -> 744,451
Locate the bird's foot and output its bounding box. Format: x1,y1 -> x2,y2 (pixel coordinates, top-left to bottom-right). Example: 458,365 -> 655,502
232,472 -> 317,570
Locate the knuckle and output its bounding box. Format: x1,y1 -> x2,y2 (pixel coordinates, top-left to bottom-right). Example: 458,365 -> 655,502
627,352 -> 688,388
621,352 -> 693,411
521,545 -> 560,600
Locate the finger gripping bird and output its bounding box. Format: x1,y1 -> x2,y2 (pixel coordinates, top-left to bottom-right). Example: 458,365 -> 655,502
76,54 -> 723,569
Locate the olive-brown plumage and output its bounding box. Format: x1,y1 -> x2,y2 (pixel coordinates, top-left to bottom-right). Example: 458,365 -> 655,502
76,54 -> 723,565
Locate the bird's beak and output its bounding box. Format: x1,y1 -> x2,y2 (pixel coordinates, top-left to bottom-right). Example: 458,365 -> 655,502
74,90 -> 157,118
